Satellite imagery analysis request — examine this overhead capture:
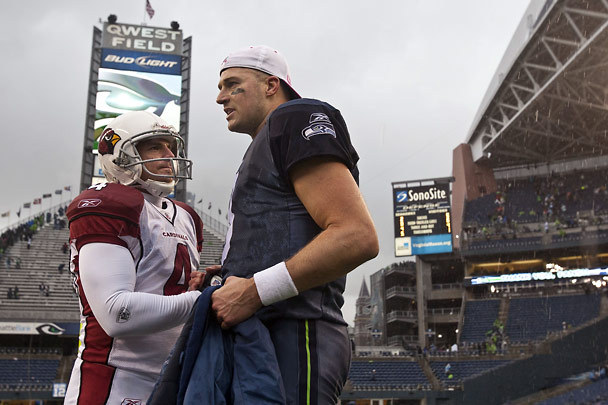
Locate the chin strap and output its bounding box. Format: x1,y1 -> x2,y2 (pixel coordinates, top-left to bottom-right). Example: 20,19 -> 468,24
133,177 -> 176,198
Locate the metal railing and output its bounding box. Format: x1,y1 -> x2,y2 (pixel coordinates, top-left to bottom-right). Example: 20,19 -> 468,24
387,335 -> 418,346
432,283 -> 464,290
195,209 -> 228,237
386,286 -> 417,298
427,307 -> 460,316
386,310 -> 417,322
385,265 -> 416,277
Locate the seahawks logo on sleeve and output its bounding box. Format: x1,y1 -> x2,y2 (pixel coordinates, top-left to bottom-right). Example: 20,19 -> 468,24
301,112 -> 336,141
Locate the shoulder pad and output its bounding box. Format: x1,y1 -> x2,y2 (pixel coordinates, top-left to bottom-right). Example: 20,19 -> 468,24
269,99 -> 338,128
174,200 -> 204,251
277,98 -> 333,111
67,183 -> 144,225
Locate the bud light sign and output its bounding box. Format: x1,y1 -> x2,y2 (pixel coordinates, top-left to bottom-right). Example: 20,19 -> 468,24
101,48 -> 181,75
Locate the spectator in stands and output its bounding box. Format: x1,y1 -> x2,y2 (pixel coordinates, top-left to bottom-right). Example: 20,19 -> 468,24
57,263 -> 65,274
7,288 -> 13,300
5,256 -> 10,269
450,343 -> 458,353
26,238 -> 31,250
13,286 -> 19,299
14,258 -> 20,269
63,111 -> 209,405
61,242 -> 68,254
39,282 -> 48,296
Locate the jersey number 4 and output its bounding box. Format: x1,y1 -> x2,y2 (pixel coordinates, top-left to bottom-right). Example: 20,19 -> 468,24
163,243 -> 191,296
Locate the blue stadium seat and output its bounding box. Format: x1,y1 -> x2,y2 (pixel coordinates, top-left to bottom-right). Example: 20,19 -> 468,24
460,299 -> 501,343
506,294 -> 601,343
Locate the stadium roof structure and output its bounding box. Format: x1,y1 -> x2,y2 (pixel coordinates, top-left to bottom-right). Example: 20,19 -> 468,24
467,0 -> 608,169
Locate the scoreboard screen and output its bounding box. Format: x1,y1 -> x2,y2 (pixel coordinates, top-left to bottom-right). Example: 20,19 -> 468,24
393,183 -> 453,256
90,22 -> 183,186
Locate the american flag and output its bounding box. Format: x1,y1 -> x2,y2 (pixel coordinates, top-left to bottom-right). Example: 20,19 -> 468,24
146,0 -> 155,19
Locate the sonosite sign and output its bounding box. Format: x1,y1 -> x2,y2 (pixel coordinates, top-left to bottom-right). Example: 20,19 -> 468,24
91,22 -> 184,184
393,182 -> 453,256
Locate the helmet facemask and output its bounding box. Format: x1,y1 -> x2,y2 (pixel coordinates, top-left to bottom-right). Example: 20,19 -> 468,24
120,130 -> 193,197
98,111 -> 193,198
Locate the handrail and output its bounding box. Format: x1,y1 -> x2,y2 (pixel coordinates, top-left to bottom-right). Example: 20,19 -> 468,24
195,208 -> 228,238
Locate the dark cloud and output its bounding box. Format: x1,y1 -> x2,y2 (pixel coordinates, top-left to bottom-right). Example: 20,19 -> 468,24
0,0 -> 531,324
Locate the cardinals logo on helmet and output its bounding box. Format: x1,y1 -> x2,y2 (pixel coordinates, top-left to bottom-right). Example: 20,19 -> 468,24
98,127 -> 121,155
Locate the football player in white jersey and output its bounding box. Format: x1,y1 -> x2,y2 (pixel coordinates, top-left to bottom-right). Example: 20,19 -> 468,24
64,111 -> 205,405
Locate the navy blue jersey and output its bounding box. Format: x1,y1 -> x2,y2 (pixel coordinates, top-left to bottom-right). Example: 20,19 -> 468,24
221,98 -> 360,324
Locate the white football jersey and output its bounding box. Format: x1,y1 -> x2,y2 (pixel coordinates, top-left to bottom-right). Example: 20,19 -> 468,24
65,183 -> 203,404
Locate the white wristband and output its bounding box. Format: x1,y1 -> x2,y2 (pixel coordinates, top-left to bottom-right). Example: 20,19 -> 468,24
253,261 -> 299,306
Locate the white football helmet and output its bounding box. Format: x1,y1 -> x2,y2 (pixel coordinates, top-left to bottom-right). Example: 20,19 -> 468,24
98,111 -> 192,197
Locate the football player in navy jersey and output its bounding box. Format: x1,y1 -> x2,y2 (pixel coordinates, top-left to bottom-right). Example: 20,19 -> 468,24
64,111 -> 207,405
213,45 -> 379,404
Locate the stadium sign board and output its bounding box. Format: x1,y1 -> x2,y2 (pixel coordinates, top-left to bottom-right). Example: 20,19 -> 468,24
87,22 -> 185,186
53,383 -> 67,398
102,22 -> 182,55
0,321 -> 79,335
393,182 -> 453,256
467,267 -> 608,285
101,48 -> 182,76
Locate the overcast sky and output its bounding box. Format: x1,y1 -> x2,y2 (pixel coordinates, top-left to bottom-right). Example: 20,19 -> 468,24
0,0 -> 532,325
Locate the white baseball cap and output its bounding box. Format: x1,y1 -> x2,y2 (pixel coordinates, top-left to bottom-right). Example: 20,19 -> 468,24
220,45 -> 301,99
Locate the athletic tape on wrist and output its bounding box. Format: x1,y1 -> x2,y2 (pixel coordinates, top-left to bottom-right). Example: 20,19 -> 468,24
253,261 -> 299,306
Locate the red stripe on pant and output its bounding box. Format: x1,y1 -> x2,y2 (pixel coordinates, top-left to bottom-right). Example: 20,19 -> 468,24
78,361 -> 116,405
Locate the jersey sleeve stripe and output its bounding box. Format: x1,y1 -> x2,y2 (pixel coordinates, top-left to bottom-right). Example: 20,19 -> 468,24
74,234 -> 128,251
